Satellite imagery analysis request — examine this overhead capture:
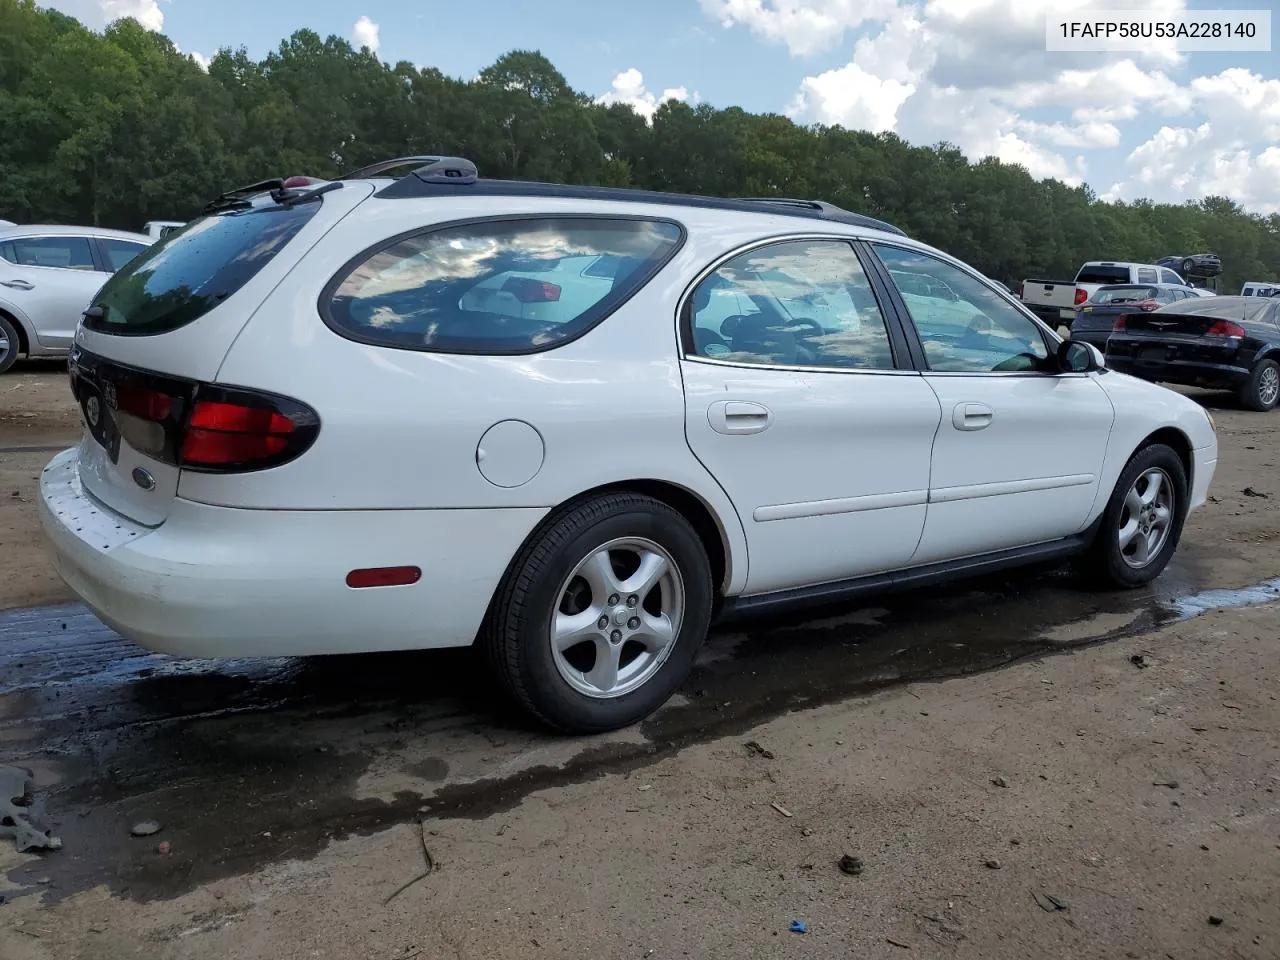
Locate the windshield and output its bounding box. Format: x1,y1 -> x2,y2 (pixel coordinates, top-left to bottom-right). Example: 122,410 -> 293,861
1076,265 -> 1131,284
87,203 -> 318,336
1092,285 -> 1157,304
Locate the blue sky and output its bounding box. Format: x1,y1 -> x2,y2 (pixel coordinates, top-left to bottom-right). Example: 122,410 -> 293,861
45,0 -> 1280,212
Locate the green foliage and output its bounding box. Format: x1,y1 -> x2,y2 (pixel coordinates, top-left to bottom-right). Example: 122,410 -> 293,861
1,0 -> 1276,290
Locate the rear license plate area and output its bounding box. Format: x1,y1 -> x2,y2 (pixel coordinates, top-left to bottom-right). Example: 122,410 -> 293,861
72,369 -> 122,464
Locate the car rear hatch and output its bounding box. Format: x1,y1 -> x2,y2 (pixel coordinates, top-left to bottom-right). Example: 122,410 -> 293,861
69,179 -> 372,527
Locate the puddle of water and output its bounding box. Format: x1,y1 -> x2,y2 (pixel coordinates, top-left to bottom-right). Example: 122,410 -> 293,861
1162,576 -> 1280,620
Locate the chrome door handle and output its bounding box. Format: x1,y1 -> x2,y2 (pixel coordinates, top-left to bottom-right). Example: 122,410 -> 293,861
708,400 -> 772,435
952,402 -> 994,431
0,279 -> 34,291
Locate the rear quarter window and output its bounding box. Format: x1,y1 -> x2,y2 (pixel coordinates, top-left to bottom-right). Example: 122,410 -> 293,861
321,217 -> 684,355
87,203 -> 319,336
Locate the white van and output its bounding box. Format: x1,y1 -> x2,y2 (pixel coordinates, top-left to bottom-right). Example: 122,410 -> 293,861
1241,281 -> 1280,298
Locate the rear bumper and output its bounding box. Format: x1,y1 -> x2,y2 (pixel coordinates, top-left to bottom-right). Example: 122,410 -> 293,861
37,448 -> 546,658
1023,302 -> 1076,325
1106,355 -> 1248,387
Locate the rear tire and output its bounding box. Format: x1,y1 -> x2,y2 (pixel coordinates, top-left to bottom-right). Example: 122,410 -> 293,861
0,314 -> 19,374
1238,358 -> 1280,412
1079,443 -> 1187,589
481,492 -> 714,734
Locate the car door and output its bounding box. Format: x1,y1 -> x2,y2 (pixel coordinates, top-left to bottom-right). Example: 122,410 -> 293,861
680,237 -> 941,594
868,242 -> 1115,564
0,235 -> 107,350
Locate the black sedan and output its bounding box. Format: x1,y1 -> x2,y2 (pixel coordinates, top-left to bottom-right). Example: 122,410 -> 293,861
1069,284 -> 1199,351
1105,295 -> 1280,411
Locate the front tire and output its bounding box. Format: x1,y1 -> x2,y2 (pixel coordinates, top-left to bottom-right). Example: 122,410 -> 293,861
481,493 -> 713,733
0,314 -> 20,374
1082,443 -> 1187,589
1238,358 -> 1280,412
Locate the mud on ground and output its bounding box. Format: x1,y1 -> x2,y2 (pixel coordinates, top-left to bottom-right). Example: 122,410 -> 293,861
1,366 -> 1278,960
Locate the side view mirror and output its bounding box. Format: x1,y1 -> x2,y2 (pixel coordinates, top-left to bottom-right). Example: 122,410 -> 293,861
1058,338 -> 1104,373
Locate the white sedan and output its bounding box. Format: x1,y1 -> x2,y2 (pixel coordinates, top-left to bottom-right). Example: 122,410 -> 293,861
38,161 -> 1218,732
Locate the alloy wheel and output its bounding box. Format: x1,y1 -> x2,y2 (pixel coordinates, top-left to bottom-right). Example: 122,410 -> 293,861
549,537 -> 685,699
1117,467 -> 1175,569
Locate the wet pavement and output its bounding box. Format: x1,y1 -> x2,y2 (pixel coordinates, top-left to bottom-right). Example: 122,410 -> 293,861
3,542 -> 1278,906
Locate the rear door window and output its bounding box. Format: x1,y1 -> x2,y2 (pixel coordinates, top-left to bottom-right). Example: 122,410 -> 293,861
86,203 -> 320,336
322,217 -> 683,355
0,236 -> 96,271
1136,267 -> 1158,284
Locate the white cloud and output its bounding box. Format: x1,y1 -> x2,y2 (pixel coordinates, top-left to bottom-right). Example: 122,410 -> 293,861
190,51 -> 210,71
352,15 -> 380,53
595,68 -> 692,122
41,0 -> 164,31
726,0 -> 1278,209
700,0 -> 902,57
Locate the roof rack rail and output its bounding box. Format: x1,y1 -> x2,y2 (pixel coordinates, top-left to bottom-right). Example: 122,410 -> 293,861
340,156 -> 478,184
735,197 -> 906,237
374,176 -> 907,237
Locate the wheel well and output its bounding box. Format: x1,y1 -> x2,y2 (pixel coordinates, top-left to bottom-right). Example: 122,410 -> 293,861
0,308 -> 28,355
1142,427 -> 1193,488
573,479 -> 729,594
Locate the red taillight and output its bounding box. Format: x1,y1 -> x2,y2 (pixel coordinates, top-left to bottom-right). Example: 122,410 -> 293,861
282,175 -> 319,188
1018,282 -> 1025,299
346,566 -> 422,588
1206,319 -> 1246,338
502,277 -> 561,303
114,383 -> 173,421
1074,288 -> 1088,305
1113,316 -> 1128,331
179,390 -> 318,471
1136,299 -> 1160,311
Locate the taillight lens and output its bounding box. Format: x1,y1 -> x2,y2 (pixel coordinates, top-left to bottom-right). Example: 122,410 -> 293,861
1136,299 -> 1160,311
180,387 -> 319,472
1018,282 -> 1025,299
1206,319 -> 1246,338
502,277 -> 561,303
1074,288 -> 1088,305
1113,316 -> 1128,331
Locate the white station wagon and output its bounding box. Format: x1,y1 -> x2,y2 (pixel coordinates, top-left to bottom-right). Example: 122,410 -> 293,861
38,157 -> 1219,733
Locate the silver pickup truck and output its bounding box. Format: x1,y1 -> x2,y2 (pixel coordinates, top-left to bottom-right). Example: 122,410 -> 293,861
1021,261 -> 1194,327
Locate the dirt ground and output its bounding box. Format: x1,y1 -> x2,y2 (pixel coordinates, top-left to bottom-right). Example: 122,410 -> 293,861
1,363 -> 1279,960
0,363 -> 81,610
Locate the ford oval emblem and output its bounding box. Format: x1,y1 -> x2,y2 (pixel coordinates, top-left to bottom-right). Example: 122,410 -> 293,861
132,467 -> 156,491
85,395 -> 100,427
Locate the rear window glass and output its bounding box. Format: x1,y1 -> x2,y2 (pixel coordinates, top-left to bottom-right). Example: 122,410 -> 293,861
1076,265 -> 1131,284
322,217 -> 683,355
1093,285 -> 1157,304
86,203 -> 318,336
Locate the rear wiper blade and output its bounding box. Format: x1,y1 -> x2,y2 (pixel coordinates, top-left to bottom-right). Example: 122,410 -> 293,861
202,178 -> 287,214
273,180 -> 344,208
